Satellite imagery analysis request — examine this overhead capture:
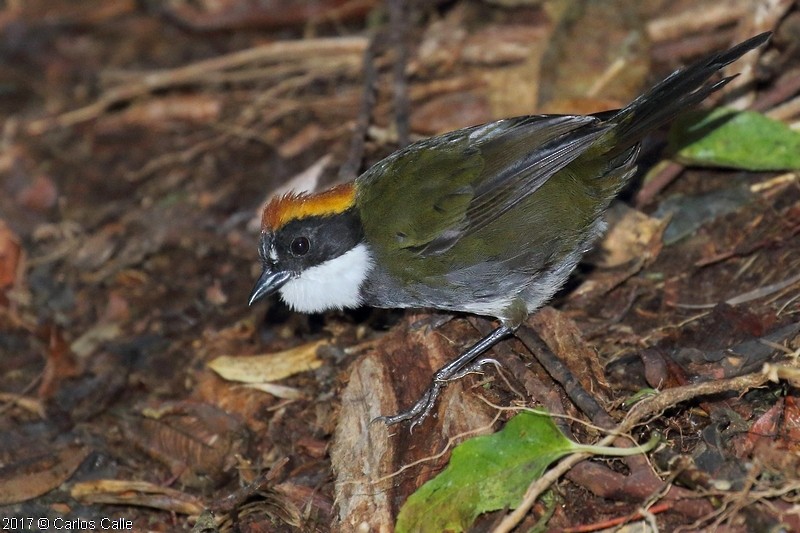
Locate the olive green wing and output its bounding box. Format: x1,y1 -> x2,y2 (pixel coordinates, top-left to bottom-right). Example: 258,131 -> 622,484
356,115 -> 608,258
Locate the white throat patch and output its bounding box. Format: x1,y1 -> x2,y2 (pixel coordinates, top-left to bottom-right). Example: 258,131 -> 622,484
279,243 -> 373,313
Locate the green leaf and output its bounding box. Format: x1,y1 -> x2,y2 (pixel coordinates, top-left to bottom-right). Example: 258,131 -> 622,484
396,411 -> 575,533
396,412 -> 660,533
669,108 -> 800,171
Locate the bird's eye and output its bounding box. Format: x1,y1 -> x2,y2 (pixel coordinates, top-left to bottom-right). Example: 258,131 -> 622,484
290,236 -> 310,256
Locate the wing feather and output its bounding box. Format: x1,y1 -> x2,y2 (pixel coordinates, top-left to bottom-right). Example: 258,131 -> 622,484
356,114 -> 612,279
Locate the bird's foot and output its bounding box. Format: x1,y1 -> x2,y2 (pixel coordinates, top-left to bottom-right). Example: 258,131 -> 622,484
373,324 -> 514,432
372,381 -> 443,432
371,359 -> 503,430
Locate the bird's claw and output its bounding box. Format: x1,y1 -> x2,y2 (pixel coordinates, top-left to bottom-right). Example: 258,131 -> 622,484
373,325 -> 513,431
371,382 -> 443,432
371,359 -> 504,431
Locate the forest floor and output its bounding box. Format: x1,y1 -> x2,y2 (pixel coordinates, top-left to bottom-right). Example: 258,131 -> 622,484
1,1 -> 799,531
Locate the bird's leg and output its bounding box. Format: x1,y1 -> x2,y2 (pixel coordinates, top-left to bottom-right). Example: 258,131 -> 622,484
374,324 -> 514,430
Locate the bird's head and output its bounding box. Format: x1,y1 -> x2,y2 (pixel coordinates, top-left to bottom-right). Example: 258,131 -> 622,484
248,183 -> 372,313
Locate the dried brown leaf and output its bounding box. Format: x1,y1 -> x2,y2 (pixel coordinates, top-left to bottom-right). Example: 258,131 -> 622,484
0,443 -> 90,505
209,339 -> 327,383
595,204 -> 667,268
71,479 -> 204,515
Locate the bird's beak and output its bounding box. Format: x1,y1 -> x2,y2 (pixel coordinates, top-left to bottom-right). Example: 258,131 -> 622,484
248,268 -> 292,306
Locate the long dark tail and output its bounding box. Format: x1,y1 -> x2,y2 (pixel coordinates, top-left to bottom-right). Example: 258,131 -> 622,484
606,32 -> 771,151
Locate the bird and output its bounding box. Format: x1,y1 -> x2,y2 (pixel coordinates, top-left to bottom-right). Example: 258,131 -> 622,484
249,32 -> 771,428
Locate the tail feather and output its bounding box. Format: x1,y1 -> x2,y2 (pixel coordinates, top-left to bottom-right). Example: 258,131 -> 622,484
606,32 -> 771,151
